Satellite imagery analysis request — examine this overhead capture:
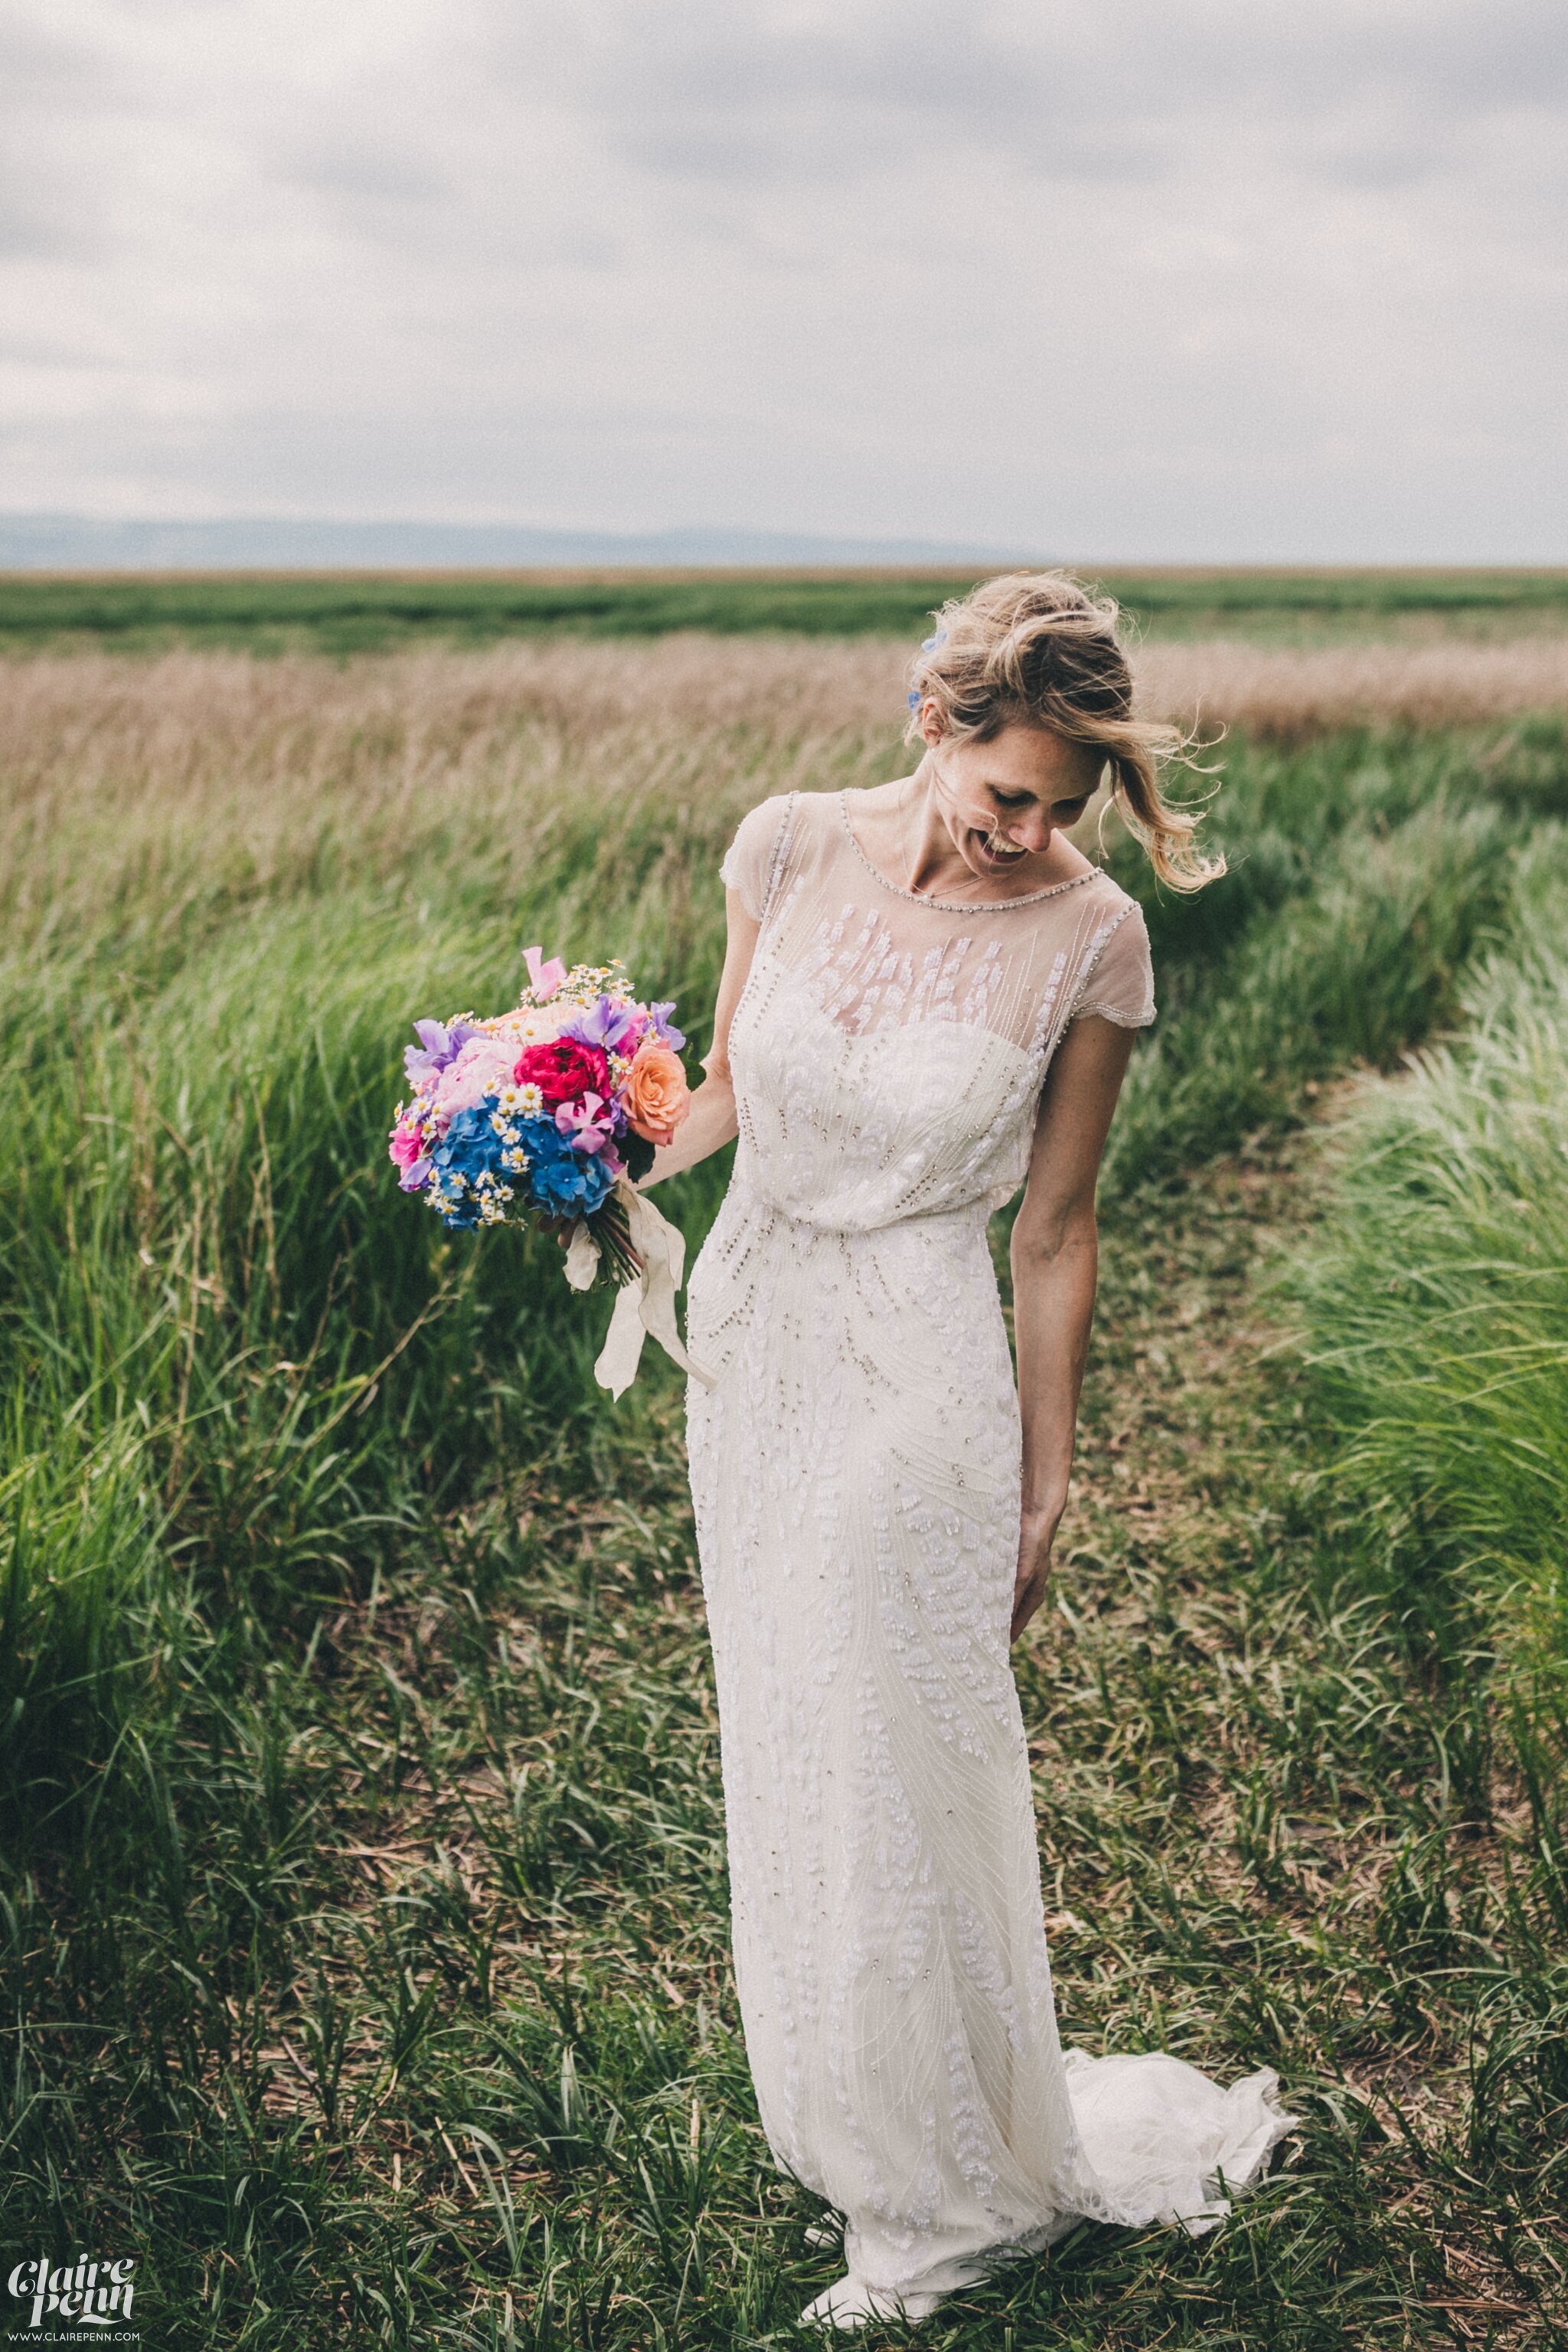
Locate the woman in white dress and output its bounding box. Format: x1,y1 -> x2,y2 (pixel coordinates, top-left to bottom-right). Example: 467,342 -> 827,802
643,573 -> 1293,2328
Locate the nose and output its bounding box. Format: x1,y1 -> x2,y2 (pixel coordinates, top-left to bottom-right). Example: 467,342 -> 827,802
1001,808 -> 1054,854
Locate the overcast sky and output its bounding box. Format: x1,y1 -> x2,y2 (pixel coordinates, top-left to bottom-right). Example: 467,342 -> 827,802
2,0 -> 1564,560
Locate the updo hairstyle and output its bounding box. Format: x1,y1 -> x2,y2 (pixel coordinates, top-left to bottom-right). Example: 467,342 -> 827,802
904,570 -> 1223,891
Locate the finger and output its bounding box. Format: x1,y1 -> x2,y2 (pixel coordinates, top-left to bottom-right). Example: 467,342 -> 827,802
1011,1577 -> 1045,1642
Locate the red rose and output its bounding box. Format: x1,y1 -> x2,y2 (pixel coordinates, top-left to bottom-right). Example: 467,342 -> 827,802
513,1037 -> 611,1106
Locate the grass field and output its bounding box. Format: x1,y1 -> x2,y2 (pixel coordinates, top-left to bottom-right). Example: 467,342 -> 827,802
1288,858 -> 1568,1687
4,565 -> 1568,655
2,623 -> 1566,2348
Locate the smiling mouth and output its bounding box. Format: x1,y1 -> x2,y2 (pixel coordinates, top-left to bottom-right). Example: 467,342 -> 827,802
975,831 -> 1027,863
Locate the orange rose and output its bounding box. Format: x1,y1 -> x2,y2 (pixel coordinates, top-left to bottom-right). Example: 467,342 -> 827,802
622,1040 -> 690,1145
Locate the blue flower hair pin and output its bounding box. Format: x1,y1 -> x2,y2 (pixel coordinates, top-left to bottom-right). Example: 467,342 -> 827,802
909,629 -> 948,707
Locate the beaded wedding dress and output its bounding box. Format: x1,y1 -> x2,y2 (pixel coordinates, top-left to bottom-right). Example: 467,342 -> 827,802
684,789 -> 1293,2324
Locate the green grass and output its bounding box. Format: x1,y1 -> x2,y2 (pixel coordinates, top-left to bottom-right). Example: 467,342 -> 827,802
3,566 -> 1568,655
5,1160 -> 1566,2347
2,652 -> 1566,2347
1285,837 -> 1568,1683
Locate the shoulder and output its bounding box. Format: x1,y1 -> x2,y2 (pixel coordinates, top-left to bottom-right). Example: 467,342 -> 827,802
1070,874 -> 1156,1029
1071,856 -> 1136,909
1074,864 -> 1146,936
723,793 -> 793,857
720,790 -> 844,919
719,792 -> 806,920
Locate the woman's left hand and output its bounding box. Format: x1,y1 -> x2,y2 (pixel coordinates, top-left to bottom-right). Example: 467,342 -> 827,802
1011,1505 -> 1059,1642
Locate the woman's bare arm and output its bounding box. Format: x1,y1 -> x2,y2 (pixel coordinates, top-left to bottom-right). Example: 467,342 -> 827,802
639,890 -> 759,1188
1008,1013 -> 1137,1640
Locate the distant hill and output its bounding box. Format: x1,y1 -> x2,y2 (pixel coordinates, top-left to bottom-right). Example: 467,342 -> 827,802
0,514 -> 1032,572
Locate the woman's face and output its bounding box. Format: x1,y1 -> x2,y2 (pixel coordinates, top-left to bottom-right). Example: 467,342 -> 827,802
920,713 -> 1105,885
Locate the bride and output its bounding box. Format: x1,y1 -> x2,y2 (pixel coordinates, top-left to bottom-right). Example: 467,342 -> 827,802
641,573 -> 1293,2328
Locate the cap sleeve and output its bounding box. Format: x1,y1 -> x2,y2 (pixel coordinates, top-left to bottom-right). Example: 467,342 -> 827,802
1072,899 -> 1155,1029
719,794 -> 794,923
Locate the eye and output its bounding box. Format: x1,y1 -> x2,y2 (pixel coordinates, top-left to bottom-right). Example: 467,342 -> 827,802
1054,797 -> 1089,822
991,791 -> 1033,811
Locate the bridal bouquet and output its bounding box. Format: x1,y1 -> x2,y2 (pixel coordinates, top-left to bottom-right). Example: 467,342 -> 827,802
388,947 -> 711,1395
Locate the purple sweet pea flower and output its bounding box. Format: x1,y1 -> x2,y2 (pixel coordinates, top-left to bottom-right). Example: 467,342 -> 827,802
647,1000 -> 686,1051
560,995 -> 642,1053
404,1018 -> 482,1084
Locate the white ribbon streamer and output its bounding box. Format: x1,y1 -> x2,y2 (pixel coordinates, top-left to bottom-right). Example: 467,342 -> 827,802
572,1182 -> 716,1399
563,1220 -> 601,1292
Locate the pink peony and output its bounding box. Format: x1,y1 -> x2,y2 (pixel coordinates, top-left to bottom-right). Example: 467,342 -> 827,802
513,1037 -> 611,1106
432,1038 -> 519,1124
491,1001 -> 571,1048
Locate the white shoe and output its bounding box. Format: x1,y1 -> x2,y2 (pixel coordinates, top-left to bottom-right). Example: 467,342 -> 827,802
799,2275 -> 945,2330
803,2223 -> 841,2250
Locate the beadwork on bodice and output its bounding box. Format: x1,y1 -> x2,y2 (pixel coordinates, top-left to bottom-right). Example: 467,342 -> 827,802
718,789 -> 1155,1231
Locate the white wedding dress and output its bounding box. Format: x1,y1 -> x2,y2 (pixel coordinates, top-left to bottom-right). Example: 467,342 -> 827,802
684,789 -> 1293,2322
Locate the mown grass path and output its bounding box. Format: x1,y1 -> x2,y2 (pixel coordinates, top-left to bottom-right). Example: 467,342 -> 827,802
18,1122 -> 1557,2349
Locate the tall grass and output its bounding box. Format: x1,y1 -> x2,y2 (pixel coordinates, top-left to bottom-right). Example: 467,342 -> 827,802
4,643 -> 1568,2345
1286,841 -> 1568,1677
1135,640 -> 1568,739
4,648 -> 1564,1816
2,648 -> 902,1822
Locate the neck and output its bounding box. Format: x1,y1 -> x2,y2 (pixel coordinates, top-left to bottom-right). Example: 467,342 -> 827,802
900,754 -> 1046,902
902,754 -> 977,897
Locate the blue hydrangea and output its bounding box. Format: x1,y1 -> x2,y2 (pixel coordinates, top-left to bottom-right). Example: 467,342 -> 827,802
431,1184 -> 482,1230
520,1116 -> 616,1217
422,1097 -> 615,1230
426,1097 -> 513,1229
430,1102 -> 505,1176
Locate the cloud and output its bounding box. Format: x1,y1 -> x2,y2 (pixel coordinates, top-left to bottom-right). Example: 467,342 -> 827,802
0,18 -> 126,260
521,0 -> 1568,186
0,0 -> 1562,558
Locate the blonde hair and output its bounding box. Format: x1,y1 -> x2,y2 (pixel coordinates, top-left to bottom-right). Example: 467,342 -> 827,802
904,570 -> 1223,891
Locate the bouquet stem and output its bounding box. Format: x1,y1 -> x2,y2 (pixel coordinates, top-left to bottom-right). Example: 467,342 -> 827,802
588,1187 -> 644,1285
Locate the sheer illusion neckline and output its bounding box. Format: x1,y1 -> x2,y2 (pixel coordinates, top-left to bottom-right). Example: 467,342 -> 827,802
837,789 -> 1100,913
